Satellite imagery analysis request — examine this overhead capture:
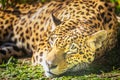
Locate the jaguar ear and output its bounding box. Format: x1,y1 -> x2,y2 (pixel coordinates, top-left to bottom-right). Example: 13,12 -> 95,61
52,14 -> 62,26
87,30 -> 107,50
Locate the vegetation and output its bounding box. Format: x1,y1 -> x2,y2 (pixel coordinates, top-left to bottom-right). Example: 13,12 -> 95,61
110,0 -> 120,15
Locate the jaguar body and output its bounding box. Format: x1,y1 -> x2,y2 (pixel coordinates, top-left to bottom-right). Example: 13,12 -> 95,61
0,0 -> 118,77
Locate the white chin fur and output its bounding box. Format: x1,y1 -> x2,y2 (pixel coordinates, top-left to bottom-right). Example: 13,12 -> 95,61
44,72 -> 54,77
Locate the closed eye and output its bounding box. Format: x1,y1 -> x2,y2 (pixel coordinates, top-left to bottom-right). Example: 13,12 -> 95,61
67,43 -> 79,54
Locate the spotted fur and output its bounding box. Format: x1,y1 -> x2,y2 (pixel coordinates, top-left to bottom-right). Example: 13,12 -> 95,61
0,0 -> 119,77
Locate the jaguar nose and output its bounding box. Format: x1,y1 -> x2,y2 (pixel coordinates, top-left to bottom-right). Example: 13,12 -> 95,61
46,61 -> 58,69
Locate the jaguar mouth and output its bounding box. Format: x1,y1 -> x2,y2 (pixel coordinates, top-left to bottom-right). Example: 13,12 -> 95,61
46,71 -> 66,77
47,71 -> 56,75
45,71 -> 57,77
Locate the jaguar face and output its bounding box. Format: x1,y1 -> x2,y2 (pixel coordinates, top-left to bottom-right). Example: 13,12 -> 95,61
43,22 -> 107,77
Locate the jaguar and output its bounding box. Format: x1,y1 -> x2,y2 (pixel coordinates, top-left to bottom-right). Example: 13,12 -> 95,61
0,0 -> 119,77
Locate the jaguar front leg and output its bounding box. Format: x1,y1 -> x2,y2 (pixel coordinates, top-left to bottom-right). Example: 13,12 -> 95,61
0,43 -> 30,64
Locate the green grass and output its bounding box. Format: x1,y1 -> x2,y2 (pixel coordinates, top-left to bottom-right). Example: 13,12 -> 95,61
0,57 -> 47,80
0,57 -> 120,80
